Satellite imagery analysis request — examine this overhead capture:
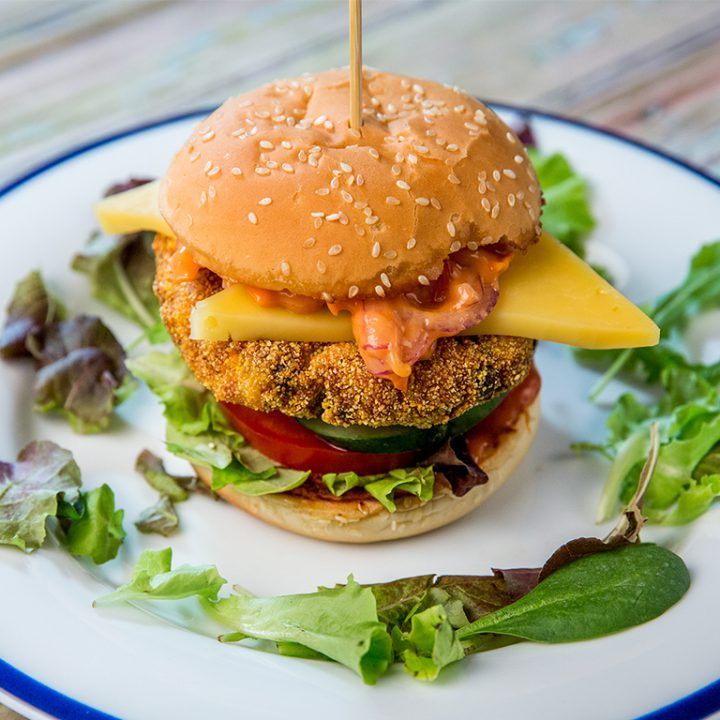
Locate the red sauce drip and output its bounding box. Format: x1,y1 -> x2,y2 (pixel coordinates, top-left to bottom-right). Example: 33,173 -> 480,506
465,366 -> 541,465
169,245 -> 201,282
245,286 -> 325,314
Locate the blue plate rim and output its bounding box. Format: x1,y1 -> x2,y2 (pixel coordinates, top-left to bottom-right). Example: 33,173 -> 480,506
0,103 -> 718,720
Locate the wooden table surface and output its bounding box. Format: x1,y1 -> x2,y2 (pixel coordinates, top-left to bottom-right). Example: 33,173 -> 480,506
1,1 -> 719,718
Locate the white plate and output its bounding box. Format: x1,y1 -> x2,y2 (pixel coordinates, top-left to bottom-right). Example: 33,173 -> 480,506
1,106 -> 720,720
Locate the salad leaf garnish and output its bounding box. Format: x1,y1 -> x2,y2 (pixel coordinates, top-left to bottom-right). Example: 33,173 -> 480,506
72,177 -> 168,344
128,350 -> 310,495
28,315 -> 135,432
527,148 -> 596,258
61,484 -> 125,564
135,495 -> 179,537
134,449 -> 196,502
457,544 -> 689,644
323,466 -> 434,512
0,441 -> 81,550
208,577 -> 393,685
95,548 -> 225,606
0,271 -> 64,359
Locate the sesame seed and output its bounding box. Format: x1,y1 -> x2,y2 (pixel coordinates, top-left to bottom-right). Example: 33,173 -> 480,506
394,152 -> 404,163
255,167 -> 270,176
363,207 -> 373,216
208,185 -> 216,199
201,130 -> 215,142
366,215 -> 379,225
199,191 -> 207,205
396,180 -> 411,190
326,213 -> 340,221
386,196 -> 400,205
303,237 -> 316,249
355,225 -> 366,236
415,197 -> 430,206
328,244 -> 343,256
481,234 -> 494,246
391,164 -> 402,176
446,221 -> 456,237
348,285 -> 360,299
266,160 -> 278,169
467,241 -> 478,251
450,240 -> 462,253
340,162 -> 353,173
281,163 -> 294,173
207,165 -> 220,177
430,197 -> 442,210
255,110 -> 270,119
348,128 -> 361,139
408,153 -> 418,165
514,154 -> 524,164
310,211 -> 325,218
464,122 -> 480,131
412,83 -> 424,94
375,285 -> 386,297
491,202 -> 500,219
323,120 -> 334,130
448,173 -> 461,184
330,176 -> 339,189
380,273 -> 391,288
281,140 -> 293,149
280,261 -> 290,276
371,241 -> 381,258
356,174 -> 365,186
368,148 -> 380,159
203,160 -> 212,173
259,140 -> 274,150
454,104 -> 465,113
341,190 -> 353,203
407,237 -> 417,250
258,197 -> 272,205
384,250 -> 398,260
231,167 -> 243,176
313,218 -> 323,229
317,260 -> 326,273
506,131 -> 515,143
446,143 -> 458,152
189,152 -> 200,163
493,170 -> 501,182
503,169 -> 517,179
248,212 -> 258,224
481,198 -> 491,211
315,188 -> 330,196
414,144 -> 429,154
354,200 -> 368,209
508,193 -> 516,207
418,275 -> 430,286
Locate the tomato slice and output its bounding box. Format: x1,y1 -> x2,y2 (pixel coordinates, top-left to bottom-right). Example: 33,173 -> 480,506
221,402 -> 421,475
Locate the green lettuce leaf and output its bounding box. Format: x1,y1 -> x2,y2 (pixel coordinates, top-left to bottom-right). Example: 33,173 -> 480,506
129,350 -> 311,496
0,441 -> 81,550
207,577 -> 393,684
0,271 -> 65,359
95,548 -> 225,606
62,484 -> 125,563
135,495 -> 179,537
588,368 -> 720,524
392,604 -> 465,681
134,449 -> 194,502
527,149 -> 596,257
322,466 -> 435,512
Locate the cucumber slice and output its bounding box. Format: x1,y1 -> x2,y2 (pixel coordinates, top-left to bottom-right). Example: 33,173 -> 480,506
299,393 -> 507,454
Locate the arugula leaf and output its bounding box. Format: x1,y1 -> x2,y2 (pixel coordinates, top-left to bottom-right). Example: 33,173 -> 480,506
95,548 -> 225,606
62,484 -> 125,564
27,314 -> 134,432
0,441 -> 81,550
322,466 -> 434,512
0,271 -> 65,359
129,350 -> 311,496
527,149 -> 596,257
208,577 -> 393,684
392,604 -> 464,681
457,544 -> 689,644
135,495 -> 179,537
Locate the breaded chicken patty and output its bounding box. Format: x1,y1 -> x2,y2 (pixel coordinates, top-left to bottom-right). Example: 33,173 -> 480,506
154,235 -> 535,428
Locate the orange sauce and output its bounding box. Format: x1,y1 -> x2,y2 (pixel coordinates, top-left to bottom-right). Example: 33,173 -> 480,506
245,286 -> 325,314
169,245 -> 202,282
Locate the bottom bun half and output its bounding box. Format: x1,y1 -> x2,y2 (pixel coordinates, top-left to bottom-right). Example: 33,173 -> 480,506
196,394 -> 540,543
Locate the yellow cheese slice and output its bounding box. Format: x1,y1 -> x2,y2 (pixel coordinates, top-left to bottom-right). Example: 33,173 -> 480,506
94,180 -> 175,238
190,234 -> 659,350
91,183 -> 659,349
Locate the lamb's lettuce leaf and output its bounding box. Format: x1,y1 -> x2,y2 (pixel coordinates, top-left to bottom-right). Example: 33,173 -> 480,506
135,494 -> 179,537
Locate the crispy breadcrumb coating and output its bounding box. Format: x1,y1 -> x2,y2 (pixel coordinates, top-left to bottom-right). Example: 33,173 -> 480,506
154,235 -> 535,428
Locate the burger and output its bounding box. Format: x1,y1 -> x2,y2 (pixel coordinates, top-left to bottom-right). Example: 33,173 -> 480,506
96,69 -> 658,542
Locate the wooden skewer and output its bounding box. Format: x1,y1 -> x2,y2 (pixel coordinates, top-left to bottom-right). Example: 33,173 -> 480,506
349,0 -> 363,131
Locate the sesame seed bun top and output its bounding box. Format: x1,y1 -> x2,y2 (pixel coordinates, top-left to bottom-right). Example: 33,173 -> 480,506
159,68 -> 542,300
